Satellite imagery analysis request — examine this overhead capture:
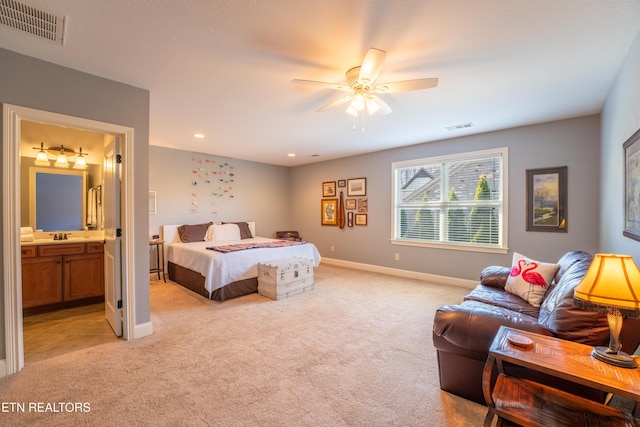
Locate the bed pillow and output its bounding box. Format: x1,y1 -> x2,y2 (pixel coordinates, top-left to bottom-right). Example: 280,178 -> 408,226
504,252 -> 560,307
223,221 -> 252,239
213,223 -> 241,241
177,222 -> 213,243
205,224 -> 215,241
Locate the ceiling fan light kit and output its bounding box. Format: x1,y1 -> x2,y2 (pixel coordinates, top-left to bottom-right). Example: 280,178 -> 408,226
292,47 -> 438,130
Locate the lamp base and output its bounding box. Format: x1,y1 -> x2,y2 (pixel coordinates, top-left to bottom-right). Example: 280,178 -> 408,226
591,346 -> 638,368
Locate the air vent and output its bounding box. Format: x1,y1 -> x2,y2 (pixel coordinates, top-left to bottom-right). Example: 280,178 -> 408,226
446,122 -> 474,131
0,0 -> 65,45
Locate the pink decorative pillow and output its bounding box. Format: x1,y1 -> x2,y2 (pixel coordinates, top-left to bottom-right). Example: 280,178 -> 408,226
504,252 -> 560,307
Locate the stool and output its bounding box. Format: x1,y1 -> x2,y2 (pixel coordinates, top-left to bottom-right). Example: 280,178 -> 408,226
149,239 -> 166,282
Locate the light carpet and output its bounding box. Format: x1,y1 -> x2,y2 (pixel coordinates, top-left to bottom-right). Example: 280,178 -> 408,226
0,264 -> 488,426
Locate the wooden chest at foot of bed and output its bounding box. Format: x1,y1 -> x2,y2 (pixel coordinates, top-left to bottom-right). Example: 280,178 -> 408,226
257,257 -> 314,300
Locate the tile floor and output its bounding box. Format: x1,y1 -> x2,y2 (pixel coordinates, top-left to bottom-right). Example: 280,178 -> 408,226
23,303 -> 120,364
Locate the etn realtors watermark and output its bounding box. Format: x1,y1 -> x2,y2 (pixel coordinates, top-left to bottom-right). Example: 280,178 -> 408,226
2,402 -> 91,413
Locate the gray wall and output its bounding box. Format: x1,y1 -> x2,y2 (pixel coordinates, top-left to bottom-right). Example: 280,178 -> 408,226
290,115 -> 601,281
149,146 -> 291,238
0,48 -> 150,359
601,28 -> 640,262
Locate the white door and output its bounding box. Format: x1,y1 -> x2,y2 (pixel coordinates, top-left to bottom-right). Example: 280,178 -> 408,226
103,136 -> 122,336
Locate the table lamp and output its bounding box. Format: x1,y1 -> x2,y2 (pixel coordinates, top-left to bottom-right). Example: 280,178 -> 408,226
573,254 -> 640,368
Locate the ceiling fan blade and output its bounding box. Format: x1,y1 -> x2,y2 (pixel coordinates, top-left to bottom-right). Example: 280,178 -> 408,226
317,95 -> 355,112
374,78 -> 439,93
359,48 -> 386,84
291,79 -> 350,91
367,95 -> 392,115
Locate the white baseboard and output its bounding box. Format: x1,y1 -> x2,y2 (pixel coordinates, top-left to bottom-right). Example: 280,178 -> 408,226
0,359 -> 7,378
320,257 -> 477,290
133,321 -> 153,339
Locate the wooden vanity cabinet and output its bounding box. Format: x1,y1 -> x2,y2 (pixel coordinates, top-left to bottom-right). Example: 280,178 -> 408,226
21,242 -> 104,311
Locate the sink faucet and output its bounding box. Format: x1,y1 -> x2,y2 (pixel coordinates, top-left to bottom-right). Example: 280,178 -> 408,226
51,233 -> 68,240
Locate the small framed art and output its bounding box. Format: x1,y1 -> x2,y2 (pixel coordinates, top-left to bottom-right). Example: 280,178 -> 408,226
338,179 -> 346,188
347,178 -> 366,196
346,198 -> 356,210
355,213 -> 367,226
322,181 -> 336,197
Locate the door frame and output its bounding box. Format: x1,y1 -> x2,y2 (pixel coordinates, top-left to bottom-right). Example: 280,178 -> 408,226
2,104 -> 137,375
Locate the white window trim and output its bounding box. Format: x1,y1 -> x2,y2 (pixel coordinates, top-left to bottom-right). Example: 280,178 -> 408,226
390,147 -> 509,254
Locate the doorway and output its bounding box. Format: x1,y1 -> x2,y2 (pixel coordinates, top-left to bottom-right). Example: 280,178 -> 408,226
3,104 -> 137,376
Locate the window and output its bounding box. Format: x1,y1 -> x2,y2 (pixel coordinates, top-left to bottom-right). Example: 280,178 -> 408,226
391,148 -> 508,253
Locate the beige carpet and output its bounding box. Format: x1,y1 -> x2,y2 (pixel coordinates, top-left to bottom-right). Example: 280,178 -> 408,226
0,264 -> 488,426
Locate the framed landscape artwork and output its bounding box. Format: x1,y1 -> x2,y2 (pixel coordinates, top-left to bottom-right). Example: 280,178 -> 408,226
347,178 -> 366,196
526,166 -> 567,233
624,128 -> 640,241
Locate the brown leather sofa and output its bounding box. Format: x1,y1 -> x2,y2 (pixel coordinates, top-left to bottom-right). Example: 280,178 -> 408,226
432,250 -> 640,405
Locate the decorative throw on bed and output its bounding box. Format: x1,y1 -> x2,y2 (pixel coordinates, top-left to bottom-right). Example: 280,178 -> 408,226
207,240 -> 306,253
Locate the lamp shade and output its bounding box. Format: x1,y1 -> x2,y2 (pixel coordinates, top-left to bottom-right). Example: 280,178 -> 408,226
573,254 -> 640,319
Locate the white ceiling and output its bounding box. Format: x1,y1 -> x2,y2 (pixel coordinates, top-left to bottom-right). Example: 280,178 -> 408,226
2,0 -> 640,167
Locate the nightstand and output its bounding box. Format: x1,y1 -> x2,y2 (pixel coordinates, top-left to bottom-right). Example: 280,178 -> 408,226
149,239 -> 166,282
483,326 -> 640,426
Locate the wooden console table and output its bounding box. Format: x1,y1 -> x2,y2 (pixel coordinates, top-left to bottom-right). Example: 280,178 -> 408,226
483,326 -> 640,426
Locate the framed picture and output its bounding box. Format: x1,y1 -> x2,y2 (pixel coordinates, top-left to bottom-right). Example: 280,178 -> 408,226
355,213 -> 368,226
347,178 -> 366,196
346,198 -> 356,210
357,197 -> 368,212
348,211 -> 353,227
526,166 -> 567,232
321,199 -> 338,225
149,191 -> 157,215
624,128 -> 640,241
322,181 -> 336,197
338,179 -> 346,188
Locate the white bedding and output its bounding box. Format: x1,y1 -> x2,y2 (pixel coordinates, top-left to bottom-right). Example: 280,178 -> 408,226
162,225 -> 321,296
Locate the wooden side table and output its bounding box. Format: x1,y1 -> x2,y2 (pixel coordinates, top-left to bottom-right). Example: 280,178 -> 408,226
149,239 -> 166,282
483,325 -> 640,426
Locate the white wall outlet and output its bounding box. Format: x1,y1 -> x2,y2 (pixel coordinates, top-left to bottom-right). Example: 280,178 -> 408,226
331,246 -> 335,252
394,253 -> 400,261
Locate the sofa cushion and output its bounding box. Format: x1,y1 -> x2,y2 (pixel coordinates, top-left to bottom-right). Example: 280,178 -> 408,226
505,252 -> 559,307
464,285 -> 541,318
538,256 -> 610,345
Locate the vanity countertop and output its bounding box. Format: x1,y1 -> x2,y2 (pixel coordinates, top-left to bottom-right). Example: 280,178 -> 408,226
21,237 -> 106,246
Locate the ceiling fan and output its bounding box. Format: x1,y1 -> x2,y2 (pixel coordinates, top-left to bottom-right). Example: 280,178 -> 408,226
292,48 -> 438,117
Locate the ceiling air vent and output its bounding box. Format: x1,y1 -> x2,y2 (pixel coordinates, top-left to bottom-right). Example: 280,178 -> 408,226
0,0 -> 65,45
446,122 -> 473,131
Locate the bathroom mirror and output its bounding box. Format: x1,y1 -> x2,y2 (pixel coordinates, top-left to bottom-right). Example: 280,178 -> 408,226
29,167 -> 86,232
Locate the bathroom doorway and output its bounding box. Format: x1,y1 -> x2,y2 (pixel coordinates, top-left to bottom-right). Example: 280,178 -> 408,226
3,104 -> 137,375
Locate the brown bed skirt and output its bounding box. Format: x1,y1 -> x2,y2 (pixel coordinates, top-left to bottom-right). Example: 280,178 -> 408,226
167,261 -> 258,302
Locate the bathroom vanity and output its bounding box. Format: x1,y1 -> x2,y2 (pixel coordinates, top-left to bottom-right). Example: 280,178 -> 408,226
21,239 -> 105,314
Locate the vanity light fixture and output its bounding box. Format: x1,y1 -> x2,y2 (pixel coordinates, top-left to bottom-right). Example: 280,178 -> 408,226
72,147 -> 87,170
54,145 -> 70,168
33,142 -> 51,166
32,143 -> 89,169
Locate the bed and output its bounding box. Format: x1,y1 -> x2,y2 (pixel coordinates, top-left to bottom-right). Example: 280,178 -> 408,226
161,222 -> 321,301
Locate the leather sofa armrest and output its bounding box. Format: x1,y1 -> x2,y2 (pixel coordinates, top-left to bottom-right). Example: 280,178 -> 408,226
480,266 -> 510,289
433,301 -> 551,355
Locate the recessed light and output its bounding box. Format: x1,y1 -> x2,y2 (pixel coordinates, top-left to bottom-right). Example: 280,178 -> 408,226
194,133 -> 205,139
287,153 -> 296,157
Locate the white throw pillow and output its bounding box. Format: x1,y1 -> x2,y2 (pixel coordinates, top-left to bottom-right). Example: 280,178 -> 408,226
504,252 -> 560,307
213,223 -> 241,241
205,224 -> 215,241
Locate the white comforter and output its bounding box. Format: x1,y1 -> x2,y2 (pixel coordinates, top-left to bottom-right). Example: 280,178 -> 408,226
167,237 -> 321,294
